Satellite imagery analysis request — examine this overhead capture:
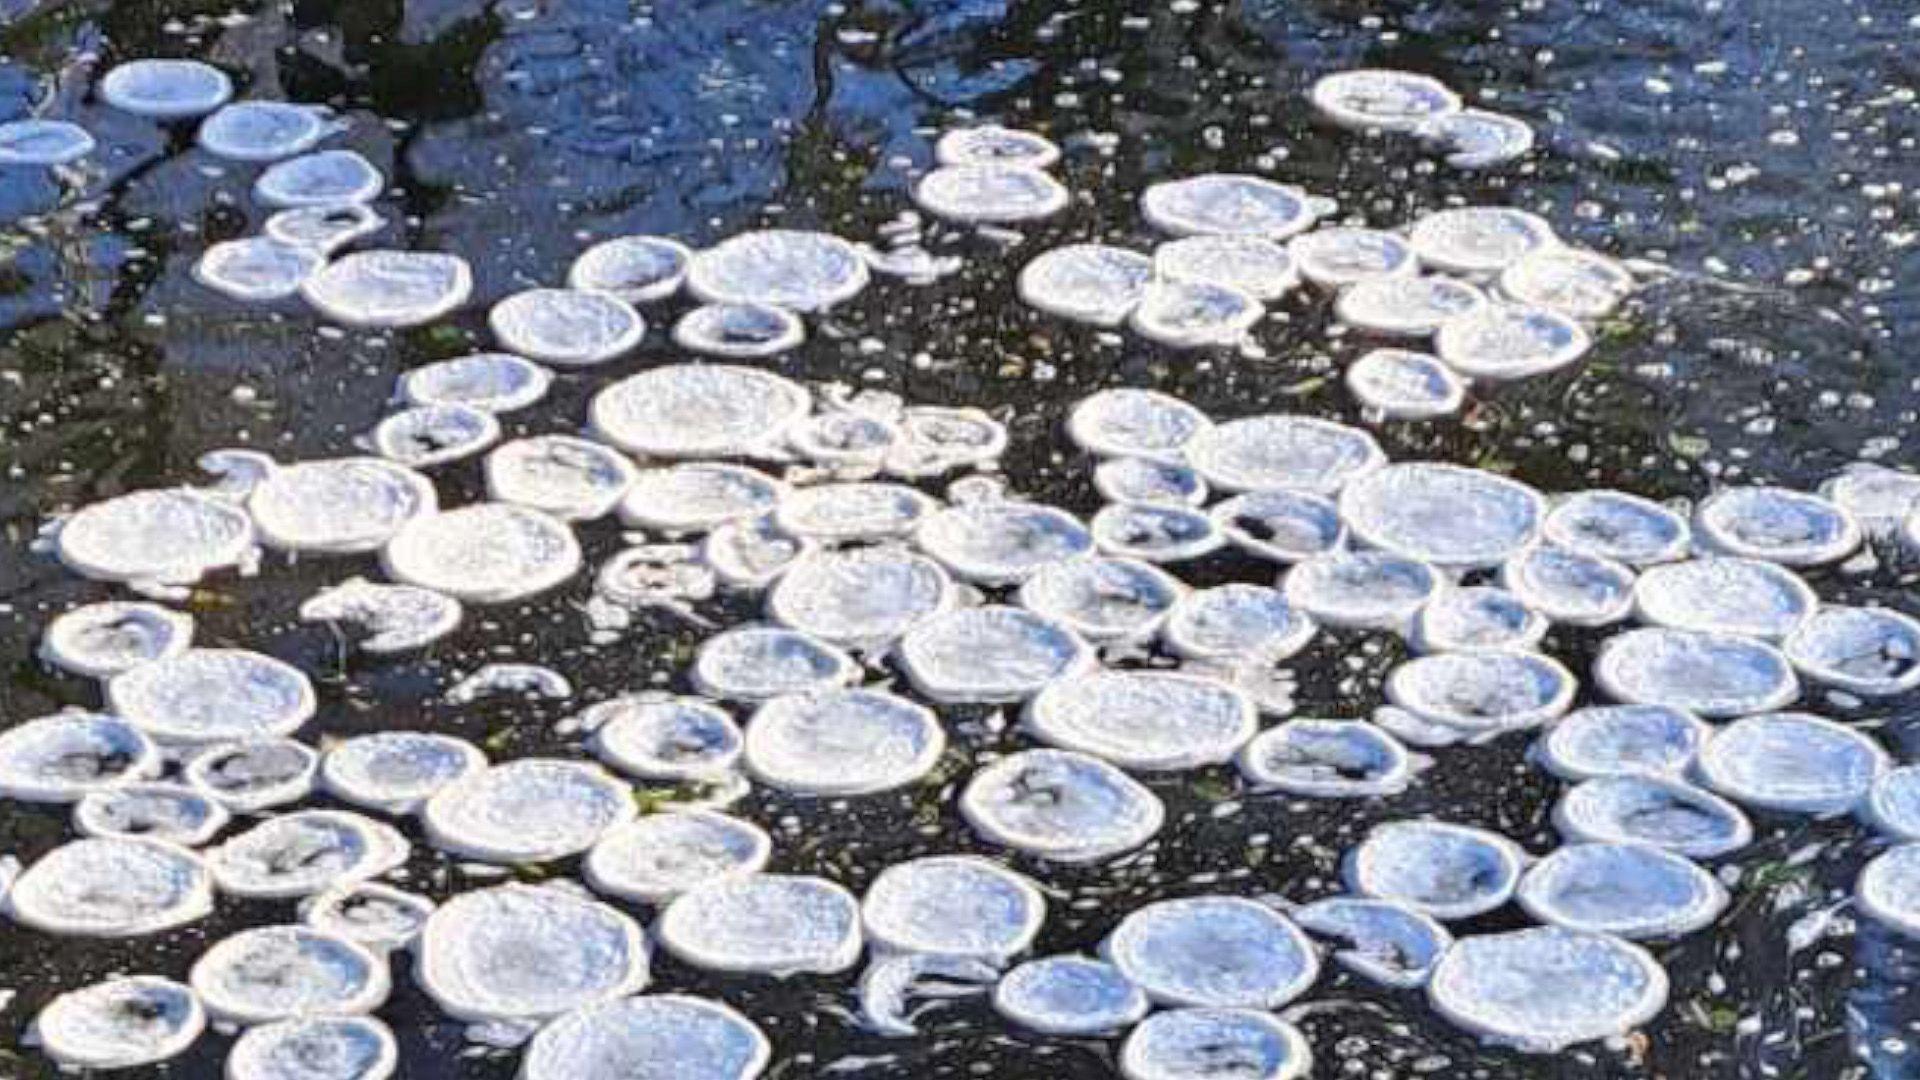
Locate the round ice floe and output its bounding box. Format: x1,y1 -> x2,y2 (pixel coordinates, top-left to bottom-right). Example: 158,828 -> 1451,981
1290,227 -> 1416,288
994,956 -> 1149,1035
962,749 -> 1163,863
301,250 -> 471,327
1091,502 -> 1223,563
592,364 -> 810,458
1538,704 -> 1706,782
1555,775 -> 1753,858
1347,821 -> 1524,920
1632,557 -> 1815,641
1428,927 -> 1666,1053
109,648 -> 314,747
4,836 -> 212,936
0,712 -> 159,802
1237,719 -> 1412,797
1517,842 -> 1726,940
1499,248 -> 1634,319
264,203 -> 385,253
1141,174 -> 1319,239
914,163 -> 1068,223
100,59 -> 232,120
302,882 -> 435,952
1128,281 -> 1264,348
1095,457 -> 1208,506
1335,274 -> 1488,337
935,125 -> 1060,168
1309,68 -> 1462,133
400,353 -> 550,414
1543,490 -> 1690,566
299,579 -> 461,654
777,482 -> 937,542
1154,235 -> 1298,301
320,732 -> 484,815
1284,551 -> 1439,630
568,235 -> 693,303
418,884 -> 648,1023
891,406 -> 1009,477
483,436 -> 635,522
622,463 -> 785,533
1501,545 -> 1635,626
382,503 -> 581,604
254,149 -> 383,208
0,118 -> 95,166
424,758 -> 631,864
586,695 -> 743,781
1822,464 -> 1920,534
768,548 -> 954,648
1121,1008 -> 1312,1080
704,515 -> 813,588
1421,108 -> 1536,170
688,229 -> 869,312
691,626 -> 857,701
209,810 -> 408,899
186,738 -> 318,812
1342,463 -> 1545,569
788,410 -> 899,466
371,403 -> 499,468
1408,206 -> 1557,276
672,301 -> 804,359
227,1015 -> 395,1080
489,288 -> 644,367
1208,491 -> 1342,564
1164,584 -> 1317,662
1018,244 -> 1155,326
1866,767 -> 1920,841
1858,845 -> 1920,938
1695,486 -> 1861,566
1105,896 -> 1318,1009
1346,348 -> 1467,419
250,457 -> 436,554
585,811 -> 771,905
1294,897 -> 1451,989
1018,557 -> 1183,643
899,607 -> 1093,703
1067,388 -> 1211,460
196,448 -> 277,502
862,856 -> 1044,961
42,601 -> 193,679
743,688 -> 944,796
1434,303 -> 1591,381
197,101 -> 331,162
1697,712 -> 1887,815
1411,586 -> 1548,653
521,995 -> 769,1080
1782,606 -> 1920,696
32,976 -> 204,1070
195,237 -> 325,301
76,782 -> 228,846
1388,650 -> 1576,734
57,488 -> 254,584
659,874 -> 862,975
1027,671 -> 1254,772
916,501 -> 1092,584
1188,415 -> 1384,495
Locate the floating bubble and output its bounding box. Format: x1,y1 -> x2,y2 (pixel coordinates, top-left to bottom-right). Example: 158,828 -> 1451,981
658,874 -> 863,976
1153,235 -> 1298,301
788,410 -> 899,466
1631,557 -> 1815,641
74,782 -> 228,847
777,482 -> 937,543
196,101 -> 332,161
30,976 -> 204,1070
915,501 -> 1092,584
99,59 -> 233,120
1695,485 -> 1861,566
1094,457 -> 1208,506
226,1015 -> 396,1080
320,732 -> 485,815
914,163 -> 1069,223
704,515 -> 814,589
1309,69 -> 1462,133
521,995 -> 770,1080
1541,489 -> 1691,566
1426,926 -> 1667,1053
1066,388 -> 1212,460
1237,719 -> 1413,797
1345,348 -> 1466,419
1697,711 -> 1887,815
264,202 -> 385,254
622,463 -> 785,533
1027,671 -> 1255,772
899,606 -> 1093,703
1501,545 -> 1635,626
488,288 -> 645,367
1411,585 -> 1548,653
302,882 -> 435,952
382,503 -> 581,604
585,811 -> 772,905
1821,464 -> 1920,535
935,125 -> 1061,168
1334,274 -> 1489,337
1283,551 -> 1439,630
185,738 -> 319,813
1163,583 -> 1317,662
961,749 -> 1163,863
1498,248 -> 1635,319
1128,281 -> 1264,348
1517,841 -> 1727,940
0,118 -> 95,165
687,229 -> 869,312
1388,650 -> 1576,735
1120,1008 -> 1313,1080
209,810 -> 409,899
192,927 -> 386,1024
691,626 -> 858,701
56,488 -> 254,584
1140,174 -> 1320,239
1553,775 -> 1753,858
399,353 -> 551,415
1018,557 -> 1183,643
1105,896 -> 1319,1009
743,688 -> 945,796
585,695 -> 743,781
39,601 -> 191,680
299,578 -> 461,654
108,648 -> 314,747
1421,108 -> 1536,169
769,548 -> 955,648
1289,227 -> 1416,288
1781,606 -> 1920,696
421,758 -> 632,864
591,364 -> 810,458
672,301 -> 804,358
1294,897 -> 1451,989
861,855 -> 1045,961
1537,704 -> 1707,782
1346,820 -> 1524,920
1091,502 -> 1223,563
417,884 -> 648,1023
249,457 -> 437,554
1342,462 -> 1545,568
1857,844 -> 1920,939
191,237 -> 325,302
4,834 -> 210,938
301,250 -> 472,327
371,403 -> 500,468
993,956 -> 1149,1035
1407,206 -> 1556,275
1434,303 -> 1592,380
1018,244 -> 1155,326
1187,415 -> 1384,495
568,235 -> 693,303
254,149 -> 384,208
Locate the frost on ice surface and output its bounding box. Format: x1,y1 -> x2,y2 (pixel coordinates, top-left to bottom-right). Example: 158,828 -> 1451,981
193,238 -> 325,301
585,810 -> 771,904
30,976 -> 204,1070
935,125 -> 1061,168
1387,650 -> 1576,735
1186,415 -> 1383,496
899,606 -> 1093,703
567,235 -> 693,303
1346,820 -> 1524,920
1163,583 -> 1316,662
1289,227 -> 1416,288
776,482 -> 936,542
488,288 -> 645,367
1066,387 -> 1211,459
3,836 -> 213,937
1500,545 -> 1635,627
519,995 -> 770,1080
300,251 -> 472,328
621,463 -> 785,533
1120,1008 -> 1312,1080
960,749 -> 1163,863
416,884 -> 648,1023
1594,627 -> 1799,718
1426,927 -> 1667,1053
1283,551 -> 1438,631
74,782 -> 229,847
591,364 -> 810,458
1334,274 -> 1488,337
861,855 -> 1045,962
299,578 -> 461,654
742,688 -> 945,796
691,626 -> 857,702
1017,244 -> 1155,326
1094,457 -> 1208,506
399,352 -> 551,413
768,548 -> 954,648
0,118 -> 95,166
382,503 -> 581,604
423,759 -> 633,863
55,488 -> 254,584
914,163 -> 1069,223
41,601 -> 192,679
184,738 -> 319,813
1104,896 -> 1319,1009
1694,485 -> 1861,566
485,435 -> 636,522
254,149 -> 384,207
1542,490 -> 1691,566
687,229 -> 870,312
658,874 -> 863,976
1516,842 -> 1727,940
1345,348 -> 1466,419
1026,670 -> 1255,772
264,203 -> 386,254
993,956 -> 1149,1036
208,810 -> 409,899
99,59 -> 233,119
1407,206 -> 1556,275
1411,586 -> 1548,653
1696,712 -> 1888,815
1340,462 -> 1544,568
1536,704 -> 1708,782
916,501 -> 1093,584
1140,174 -> 1320,239
1294,897 -> 1451,989
108,648 -> 316,747
1857,844 -> 1920,938
1017,556 -> 1184,643
1309,69 -> 1462,133
1553,775 -> 1753,858
1499,248 -> 1635,319
1127,281 -> 1264,348
249,457 -> 437,554
585,695 -> 744,781
0,713 -> 159,803
1420,108 -> 1536,170
672,301 -> 804,358
226,1015 -> 396,1080
1236,719 -> 1412,797
196,101 -> 333,162
1091,502 -> 1223,563
1153,235 -> 1298,301
320,732 -> 485,814
370,404 -> 500,468
190,926 -> 388,1024
1783,606 -> 1920,696
302,881 -> 436,953
1632,557 -> 1816,641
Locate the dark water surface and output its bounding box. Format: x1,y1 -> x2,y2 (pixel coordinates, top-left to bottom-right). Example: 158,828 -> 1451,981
4,0 -> 1920,1076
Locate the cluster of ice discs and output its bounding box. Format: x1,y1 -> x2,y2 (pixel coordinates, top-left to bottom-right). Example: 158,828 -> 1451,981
9,57 -> 1920,1080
